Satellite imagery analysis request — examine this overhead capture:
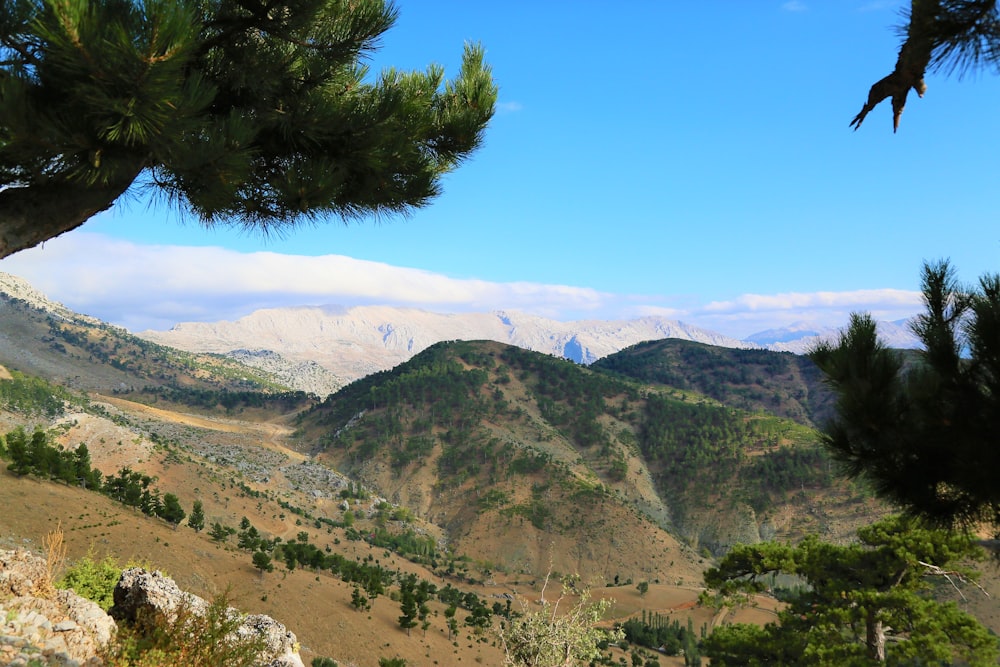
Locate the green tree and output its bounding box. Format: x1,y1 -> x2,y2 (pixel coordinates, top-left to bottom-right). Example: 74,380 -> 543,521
636,581 -> 649,598
397,573 -> 418,636
252,551 -> 273,579
188,499 -> 205,532
350,586 -> 369,611
209,522 -> 232,543
5,426 -> 31,476
0,0 -> 496,258
444,603 -> 458,641
701,516 -> 996,666
158,492 -> 186,526
811,260 -> 1000,531
852,1 -> 1000,132
238,524 -> 262,551
72,443 -> 102,490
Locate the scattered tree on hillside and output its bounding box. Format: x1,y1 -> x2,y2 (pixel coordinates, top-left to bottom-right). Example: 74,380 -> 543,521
445,603 -> 459,641
158,492 -> 186,527
350,586 -> 370,611
853,1 -> 1000,131
188,500 -> 205,532
4,425 -> 35,476
0,0 -> 497,258
811,260 -> 1000,532
252,551 -> 274,579
397,573 -> 418,636
701,516 -> 996,666
209,522 -> 234,543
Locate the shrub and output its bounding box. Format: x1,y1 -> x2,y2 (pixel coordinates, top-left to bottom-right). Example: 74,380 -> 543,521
57,553 -> 122,611
101,591 -> 266,667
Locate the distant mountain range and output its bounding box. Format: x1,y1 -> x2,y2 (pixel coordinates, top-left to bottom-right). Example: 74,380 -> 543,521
748,319 -> 920,352
0,272 -> 921,395
137,307 -> 921,390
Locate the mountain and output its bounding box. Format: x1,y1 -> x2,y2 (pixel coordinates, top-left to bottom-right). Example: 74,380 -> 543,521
745,319 -> 920,353
296,339 -> 882,566
592,338 -> 834,428
0,272 -> 339,397
744,322 -> 828,345
136,304 -> 754,389
9,275 -> 1000,665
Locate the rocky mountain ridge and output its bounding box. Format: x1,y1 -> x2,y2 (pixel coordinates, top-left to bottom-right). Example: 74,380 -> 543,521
136,305 -> 755,387
0,271 -> 923,397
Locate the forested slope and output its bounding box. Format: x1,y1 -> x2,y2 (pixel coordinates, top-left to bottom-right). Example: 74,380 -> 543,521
593,338 -> 834,427
297,340 -> 878,566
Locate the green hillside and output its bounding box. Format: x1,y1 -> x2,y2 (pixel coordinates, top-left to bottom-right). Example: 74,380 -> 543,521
296,340 -> 872,562
0,291 -> 313,416
592,338 -> 834,427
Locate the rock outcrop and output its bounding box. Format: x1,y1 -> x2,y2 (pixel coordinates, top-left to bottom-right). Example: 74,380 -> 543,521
111,568 -> 305,667
0,549 -> 114,666
0,550 -> 306,667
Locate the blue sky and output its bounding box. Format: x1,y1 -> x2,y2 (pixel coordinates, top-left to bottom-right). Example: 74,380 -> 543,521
3,1 -> 998,338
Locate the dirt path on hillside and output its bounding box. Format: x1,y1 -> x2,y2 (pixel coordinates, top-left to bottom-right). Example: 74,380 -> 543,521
97,395 -> 306,462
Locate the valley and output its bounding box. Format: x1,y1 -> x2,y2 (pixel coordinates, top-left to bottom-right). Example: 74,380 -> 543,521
0,275 -> 995,666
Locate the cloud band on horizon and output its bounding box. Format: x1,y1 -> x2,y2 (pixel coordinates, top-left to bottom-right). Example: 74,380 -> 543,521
0,233 -> 922,338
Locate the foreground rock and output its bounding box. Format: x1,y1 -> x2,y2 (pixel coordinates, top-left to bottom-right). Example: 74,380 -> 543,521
0,549 -> 306,667
0,549 -> 113,666
111,568 -> 305,667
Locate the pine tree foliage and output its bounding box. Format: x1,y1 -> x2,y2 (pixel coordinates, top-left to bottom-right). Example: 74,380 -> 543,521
810,260 -> 1000,531
852,0 -> 1000,131
702,516 -> 997,666
188,499 -> 206,532
0,0 -> 497,257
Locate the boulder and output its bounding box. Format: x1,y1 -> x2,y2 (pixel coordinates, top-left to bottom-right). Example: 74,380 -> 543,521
0,548 -> 116,666
112,568 -> 304,667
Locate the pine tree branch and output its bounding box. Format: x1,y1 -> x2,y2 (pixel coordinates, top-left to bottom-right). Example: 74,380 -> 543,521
917,559 -> 990,600
0,169 -> 142,258
851,0 -> 938,132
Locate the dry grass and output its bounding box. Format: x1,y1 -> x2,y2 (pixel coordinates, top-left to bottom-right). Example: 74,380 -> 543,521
36,520 -> 66,598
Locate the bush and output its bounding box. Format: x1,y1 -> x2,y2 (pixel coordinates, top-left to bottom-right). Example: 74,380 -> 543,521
101,592 -> 266,667
57,553 -> 122,611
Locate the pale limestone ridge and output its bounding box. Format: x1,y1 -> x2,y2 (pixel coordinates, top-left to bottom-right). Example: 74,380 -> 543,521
225,348 -> 346,398
0,272 -> 101,326
138,305 -> 756,383
112,568 -> 305,667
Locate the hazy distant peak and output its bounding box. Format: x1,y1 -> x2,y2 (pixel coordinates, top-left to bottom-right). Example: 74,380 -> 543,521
748,318 -> 920,354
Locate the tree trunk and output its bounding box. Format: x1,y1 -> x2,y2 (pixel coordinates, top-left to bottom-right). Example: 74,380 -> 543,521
866,610 -> 886,662
0,175 -> 140,258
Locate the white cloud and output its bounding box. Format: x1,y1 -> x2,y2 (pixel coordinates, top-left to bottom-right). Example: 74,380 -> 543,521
0,234 -> 925,340
689,289 -> 923,338
702,289 -> 921,313
496,101 -> 523,113
782,1 -> 807,11
0,233 -> 616,331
